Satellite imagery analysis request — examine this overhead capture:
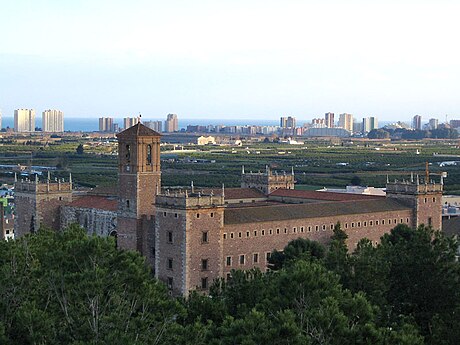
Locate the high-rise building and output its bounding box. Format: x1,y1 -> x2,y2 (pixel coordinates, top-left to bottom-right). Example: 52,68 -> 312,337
123,117 -> 139,130
164,114 -> 178,132
144,120 -> 163,133
0,109 -> 2,130
280,116 -> 296,129
42,109 -> 64,132
14,109 -> 35,132
338,113 -> 353,132
450,119 -> 460,129
412,115 -> 422,130
99,117 -> 115,132
311,118 -> 326,128
325,112 -> 335,128
353,121 -> 363,133
428,118 -> 439,130
362,117 -> 378,133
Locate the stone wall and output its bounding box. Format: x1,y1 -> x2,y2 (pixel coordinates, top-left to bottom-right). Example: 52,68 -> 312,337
61,205 -> 117,236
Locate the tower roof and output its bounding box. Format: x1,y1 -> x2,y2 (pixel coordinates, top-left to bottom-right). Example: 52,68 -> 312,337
116,122 -> 161,139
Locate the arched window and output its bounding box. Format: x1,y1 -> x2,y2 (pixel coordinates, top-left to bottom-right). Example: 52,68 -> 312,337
126,144 -> 131,161
147,144 -> 152,164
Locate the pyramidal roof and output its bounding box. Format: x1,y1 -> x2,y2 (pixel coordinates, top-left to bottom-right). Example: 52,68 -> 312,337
116,122 -> 161,138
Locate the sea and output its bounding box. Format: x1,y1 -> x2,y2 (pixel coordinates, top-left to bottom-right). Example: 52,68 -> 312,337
1,116 -> 393,132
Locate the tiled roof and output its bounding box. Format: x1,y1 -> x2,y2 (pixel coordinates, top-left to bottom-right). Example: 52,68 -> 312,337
67,196 -> 118,212
116,123 -> 161,138
88,186 -> 118,197
269,189 -> 382,201
224,198 -> 410,225
442,217 -> 460,237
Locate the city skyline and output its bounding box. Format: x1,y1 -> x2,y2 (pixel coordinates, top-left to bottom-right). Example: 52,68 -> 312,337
2,1 -> 460,121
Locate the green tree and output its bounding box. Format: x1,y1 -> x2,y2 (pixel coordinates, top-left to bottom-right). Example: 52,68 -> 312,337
268,237 -> 325,270
325,222 -> 351,287
76,144 -> 84,154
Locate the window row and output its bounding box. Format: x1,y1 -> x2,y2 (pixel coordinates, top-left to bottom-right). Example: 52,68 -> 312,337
225,252 -> 271,266
162,212 -> 215,218
166,258 -> 209,271
167,231 -> 209,244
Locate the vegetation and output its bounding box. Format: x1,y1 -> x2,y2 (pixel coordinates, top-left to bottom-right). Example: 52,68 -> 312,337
1,224 -> 459,344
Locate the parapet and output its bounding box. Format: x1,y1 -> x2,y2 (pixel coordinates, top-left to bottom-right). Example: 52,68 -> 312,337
15,177 -> 72,194
386,179 -> 443,195
156,189 -> 225,209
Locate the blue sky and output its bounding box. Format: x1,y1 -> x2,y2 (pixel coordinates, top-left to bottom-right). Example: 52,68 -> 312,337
1,0 -> 460,122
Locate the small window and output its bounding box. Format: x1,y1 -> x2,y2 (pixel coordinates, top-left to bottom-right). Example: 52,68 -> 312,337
284,228 -> 287,234
239,255 -> 245,265
230,233 -> 234,239
293,227 -> 297,233
322,225 -> 326,230
201,259 -> 208,270
261,230 -> 265,236
400,218 -> 403,223
266,252 -> 271,261
300,226 -> 304,233
370,221 -> 373,226
196,213 -> 200,218
330,224 -> 334,230
345,223 -> 348,229
168,231 -> 173,243
351,223 -> 355,228
201,277 -> 208,289
126,144 -> 131,161
210,212 -> 214,217
432,197 -> 436,202
394,219 -> 397,224
174,213 -> 178,218
308,226 -> 311,232
276,228 -> 280,234
376,220 -> 379,225
269,229 -> 273,235
424,198 -> 427,203
223,233 -> 227,240
382,219 -> 385,225
167,258 -> 173,270
253,253 -> 259,263
254,230 -> 257,237
238,232 -> 242,238
163,212 -> 167,217
246,231 -> 250,237
167,277 -> 173,289
315,225 -> 319,231
226,273 -> 231,280
146,144 -> 152,164
126,200 -> 130,209
364,221 -> 367,227
226,256 -> 232,266
406,218 -> 409,223
202,232 -> 209,243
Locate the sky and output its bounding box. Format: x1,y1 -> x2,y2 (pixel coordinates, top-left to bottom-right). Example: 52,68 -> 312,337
1,0 -> 460,122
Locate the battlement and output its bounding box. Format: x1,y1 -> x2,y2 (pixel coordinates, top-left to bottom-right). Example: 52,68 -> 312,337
386,180 -> 443,195
156,189 -> 225,209
15,178 -> 72,194
241,166 -> 295,195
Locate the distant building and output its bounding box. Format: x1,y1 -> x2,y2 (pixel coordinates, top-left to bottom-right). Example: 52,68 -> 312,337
197,136 -> 216,145
311,118 -> 326,128
99,117 -> 114,132
0,109 -> 2,130
449,119 -> 460,129
303,127 -> 351,138
362,117 -> 378,133
14,109 -> 35,132
325,112 -> 335,128
42,109 -> 64,132
164,114 -> 179,132
280,116 -> 296,129
412,115 -> 422,130
338,113 -> 353,132
144,120 -> 162,133
428,118 -> 439,130
123,117 -> 139,130
353,121 -> 363,133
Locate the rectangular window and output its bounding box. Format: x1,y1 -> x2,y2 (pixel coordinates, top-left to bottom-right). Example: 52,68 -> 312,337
201,277 -> 208,289
163,212 -> 167,217
300,226 -> 304,233
369,221 -> 373,226
253,253 -> 259,264
223,233 -> 227,240
322,225 -> 326,230
382,219 -> 385,225
246,231 -> 250,237
364,221 -> 367,227
269,229 -> 273,235
254,230 -> 257,237
167,277 -> 173,289
238,232 -> 242,238
266,252 -> 271,261
239,254 -> 245,265
284,228 -> 288,234
276,228 -> 280,234
230,232 -> 234,239
174,213 -> 178,218
210,212 -> 214,217
226,256 -> 232,266
345,223 -> 348,229
167,258 -> 173,270
197,213 -> 200,218
261,230 -> 265,236
202,231 -> 209,243
293,227 -> 297,233
330,224 -> 334,230
315,225 -> 319,231
376,220 -> 379,225
201,259 -> 208,270
168,231 -> 173,243
351,223 -> 355,228
308,226 -> 311,232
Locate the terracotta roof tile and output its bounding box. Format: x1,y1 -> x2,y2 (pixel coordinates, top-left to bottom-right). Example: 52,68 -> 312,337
224,198 -> 410,225
269,189 -> 382,201
67,196 -> 118,212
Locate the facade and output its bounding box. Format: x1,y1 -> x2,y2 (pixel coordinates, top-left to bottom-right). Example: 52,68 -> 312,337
123,117 -> 139,130
280,116 -> 296,129
412,115 -> 422,130
14,109 -> 35,132
42,109 -> 64,132
338,113 -> 353,132
13,123 -> 444,297
99,117 -> 115,132
164,114 -> 179,132
428,118 -> 439,130
325,112 -> 335,128
362,117 -> 378,133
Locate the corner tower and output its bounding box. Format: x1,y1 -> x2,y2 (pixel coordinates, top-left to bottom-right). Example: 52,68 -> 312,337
116,123 -> 161,254
241,166 -> 295,195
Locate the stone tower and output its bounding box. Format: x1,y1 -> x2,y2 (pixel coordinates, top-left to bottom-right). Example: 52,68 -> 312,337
116,123 -> 161,257
14,174 -> 73,237
241,166 -> 295,195
155,190 -> 225,296
386,175 -> 443,230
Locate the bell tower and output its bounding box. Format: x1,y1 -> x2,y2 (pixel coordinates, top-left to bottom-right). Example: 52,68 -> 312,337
116,123 -> 161,255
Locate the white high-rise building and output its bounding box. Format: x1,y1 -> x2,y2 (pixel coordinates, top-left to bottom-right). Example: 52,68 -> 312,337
362,117 -> 378,133
14,109 -> 35,132
144,120 -> 163,132
164,114 -> 179,132
123,117 -> 139,130
99,117 -> 114,132
42,109 -> 64,132
338,113 -> 353,132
